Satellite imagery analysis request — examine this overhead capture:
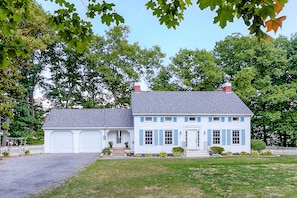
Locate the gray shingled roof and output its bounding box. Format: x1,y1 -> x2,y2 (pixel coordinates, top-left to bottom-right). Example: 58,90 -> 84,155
43,109 -> 133,129
131,91 -> 253,115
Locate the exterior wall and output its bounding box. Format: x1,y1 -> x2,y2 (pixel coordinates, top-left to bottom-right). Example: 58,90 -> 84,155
44,129 -> 104,153
44,128 -> 134,153
133,115 -> 251,154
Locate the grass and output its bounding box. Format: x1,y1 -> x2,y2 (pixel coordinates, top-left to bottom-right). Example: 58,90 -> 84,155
37,155 -> 297,198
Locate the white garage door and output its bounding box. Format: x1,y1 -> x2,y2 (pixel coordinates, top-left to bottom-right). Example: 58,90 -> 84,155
79,131 -> 102,153
51,131 -> 74,153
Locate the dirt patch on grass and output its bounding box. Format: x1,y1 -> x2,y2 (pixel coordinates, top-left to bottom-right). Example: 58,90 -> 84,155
144,185 -> 162,191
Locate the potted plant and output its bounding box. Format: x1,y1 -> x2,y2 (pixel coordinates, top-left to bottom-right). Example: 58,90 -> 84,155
108,141 -> 113,148
124,141 -> 129,148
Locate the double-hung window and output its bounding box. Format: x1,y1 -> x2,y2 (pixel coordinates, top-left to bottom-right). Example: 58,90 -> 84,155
165,130 -> 173,144
232,130 -> 240,144
213,130 -> 220,144
145,130 -> 153,145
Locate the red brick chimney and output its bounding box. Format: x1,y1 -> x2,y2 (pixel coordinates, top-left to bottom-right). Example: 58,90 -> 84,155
134,82 -> 141,93
222,82 -> 232,93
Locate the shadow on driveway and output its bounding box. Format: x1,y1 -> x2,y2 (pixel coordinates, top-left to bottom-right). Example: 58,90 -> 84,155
0,153 -> 99,198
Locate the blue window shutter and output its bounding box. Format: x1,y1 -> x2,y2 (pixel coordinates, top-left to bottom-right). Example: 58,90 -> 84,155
154,130 -> 158,145
207,130 -> 211,145
173,117 -> 177,122
159,130 -> 163,146
241,130 -> 245,145
221,117 -> 225,122
228,117 -> 232,122
153,117 -> 157,122
160,117 -> 164,122
140,117 -> 144,122
139,130 -> 143,146
227,130 -> 231,145
174,130 -> 178,145
222,129 -> 226,145
208,117 -> 213,122
184,117 -> 188,122
240,117 -> 244,122
197,117 -> 201,122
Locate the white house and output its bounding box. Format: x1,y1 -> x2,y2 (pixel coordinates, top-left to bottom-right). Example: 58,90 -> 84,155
43,83 -> 253,156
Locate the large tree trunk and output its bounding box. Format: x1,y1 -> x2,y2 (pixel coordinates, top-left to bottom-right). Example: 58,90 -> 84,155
1,116 -> 10,147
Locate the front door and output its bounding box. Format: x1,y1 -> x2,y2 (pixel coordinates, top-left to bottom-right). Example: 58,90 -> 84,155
186,130 -> 199,150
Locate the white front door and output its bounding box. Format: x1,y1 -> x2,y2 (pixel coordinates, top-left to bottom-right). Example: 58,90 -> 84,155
186,130 -> 199,150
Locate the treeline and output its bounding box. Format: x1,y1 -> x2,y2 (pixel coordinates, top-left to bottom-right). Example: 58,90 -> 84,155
1,2 -> 297,147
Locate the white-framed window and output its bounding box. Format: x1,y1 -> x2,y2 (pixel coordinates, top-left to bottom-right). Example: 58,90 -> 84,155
213,130 -> 220,144
165,130 -> 173,144
189,117 -> 196,122
145,117 -> 153,122
165,117 -> 172,122
233,117 -> 239,122
213,117 -> 220,122
232,130 -> 240,144
145,130 -> 153,145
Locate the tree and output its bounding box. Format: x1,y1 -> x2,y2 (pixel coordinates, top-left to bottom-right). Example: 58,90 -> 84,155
0,1 -> 53,145
42,42 -> 86,109
0,0 -> 289,68
214,34 -> 297,146
146,0 -> 288,40
150,66 -> 179,91
168,49 -> 223,91
85,26 -> 165,107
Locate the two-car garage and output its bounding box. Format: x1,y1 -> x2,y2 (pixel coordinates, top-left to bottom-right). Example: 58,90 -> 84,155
47,130 -> 102,153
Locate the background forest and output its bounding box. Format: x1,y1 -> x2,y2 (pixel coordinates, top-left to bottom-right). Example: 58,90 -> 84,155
1,1 -> 297,147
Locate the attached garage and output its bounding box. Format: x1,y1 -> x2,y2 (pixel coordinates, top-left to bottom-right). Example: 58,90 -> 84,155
50,131 -> 74,153
79,131 -> 102,153
43,109 -> 134,153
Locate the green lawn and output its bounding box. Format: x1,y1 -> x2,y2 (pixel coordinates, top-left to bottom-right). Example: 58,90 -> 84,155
37,156 -> 297,198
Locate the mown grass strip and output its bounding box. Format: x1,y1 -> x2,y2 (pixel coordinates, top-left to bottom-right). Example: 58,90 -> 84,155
37,156 -> 297,198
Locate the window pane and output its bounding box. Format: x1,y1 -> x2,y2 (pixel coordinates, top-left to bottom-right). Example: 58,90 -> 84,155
213,130 -> 220,144
189,117 -> 196,121
232,130 -> 240,144
165,117 -> 172,122
165,130 -> 172,144
145,117 -> 152,122
233,117 -> 239,121
213,117 -> 220,121
145,130 -> 153,144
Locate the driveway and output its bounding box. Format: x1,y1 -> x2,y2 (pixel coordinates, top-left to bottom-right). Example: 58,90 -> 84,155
0,153 -> 99,198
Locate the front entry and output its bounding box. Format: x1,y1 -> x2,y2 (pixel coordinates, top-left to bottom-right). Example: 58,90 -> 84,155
186,130 -> 199,150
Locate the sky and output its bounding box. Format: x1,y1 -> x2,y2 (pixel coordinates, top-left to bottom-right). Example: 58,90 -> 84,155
37,0 -> 297,64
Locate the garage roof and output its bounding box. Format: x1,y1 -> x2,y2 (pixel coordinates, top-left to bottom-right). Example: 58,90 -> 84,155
43,109 -> 133,129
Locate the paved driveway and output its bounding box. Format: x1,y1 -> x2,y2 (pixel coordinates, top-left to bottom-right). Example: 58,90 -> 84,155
0,153 -> 99,198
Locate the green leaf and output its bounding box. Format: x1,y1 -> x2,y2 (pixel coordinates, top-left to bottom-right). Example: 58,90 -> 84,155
214,6 -> 235,28
198,0 -> 221,10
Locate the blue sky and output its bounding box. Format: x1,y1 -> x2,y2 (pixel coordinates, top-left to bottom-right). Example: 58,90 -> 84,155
38,0 -> 297,64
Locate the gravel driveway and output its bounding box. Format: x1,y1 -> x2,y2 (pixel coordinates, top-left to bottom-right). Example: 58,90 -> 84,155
0,153 -> 99,198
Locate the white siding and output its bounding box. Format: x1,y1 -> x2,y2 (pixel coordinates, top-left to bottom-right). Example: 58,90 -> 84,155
133,115 -> 251,154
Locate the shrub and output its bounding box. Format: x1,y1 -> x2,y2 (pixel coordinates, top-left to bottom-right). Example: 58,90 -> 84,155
102,147 -> 111,155
251,150 -> 259,156
159,152 -> 167,158
240,151 -> 248,155
251,139 -> 266,151
25,150 -> 30,155
134,154 -> 141,157
145,153 -> 153,157
262,150 -> 272,156
210,146 -> 225,154
172,147 -> 184,153
173,151 -> 181,157
2,151 -> 9,157
225,151 -> 233,156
